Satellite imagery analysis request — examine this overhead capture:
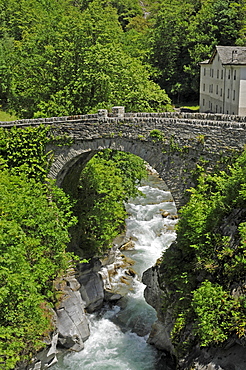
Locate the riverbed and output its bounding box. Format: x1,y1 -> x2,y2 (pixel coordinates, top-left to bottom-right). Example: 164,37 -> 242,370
53,172 -> 177,370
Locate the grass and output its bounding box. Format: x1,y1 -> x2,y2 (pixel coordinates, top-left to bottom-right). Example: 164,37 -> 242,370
0,110 -> 18,122
181,105 -> 200,111
174,101 -> 200,110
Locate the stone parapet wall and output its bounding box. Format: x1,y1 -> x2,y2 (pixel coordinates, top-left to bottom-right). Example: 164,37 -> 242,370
48,116 -> 244,153
1,107 -> 246,129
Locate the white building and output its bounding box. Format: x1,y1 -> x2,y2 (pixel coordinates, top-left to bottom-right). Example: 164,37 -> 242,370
199,46 -> 246,116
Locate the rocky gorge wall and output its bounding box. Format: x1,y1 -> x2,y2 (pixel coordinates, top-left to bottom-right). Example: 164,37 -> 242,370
143,263 -> 246,370
143,208 -> 246,370
25,238 -> 136,369
25,260 -> 102,370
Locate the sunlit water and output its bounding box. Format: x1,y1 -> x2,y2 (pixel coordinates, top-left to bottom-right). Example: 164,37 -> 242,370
53,173 -> 177,370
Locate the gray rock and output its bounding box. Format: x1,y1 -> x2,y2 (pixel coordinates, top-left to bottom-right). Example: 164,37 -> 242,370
78,271 -> 104,313
142,264 -> 175,354
147,319 -> 175,354
57,288 -> 90,350
46,333 -> 58,358
143,265 -> 163,314
180,344 -> 246,370
104,291 -> 123,302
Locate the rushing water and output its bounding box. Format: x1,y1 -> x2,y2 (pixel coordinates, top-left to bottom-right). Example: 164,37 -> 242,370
53,172 -> 177,370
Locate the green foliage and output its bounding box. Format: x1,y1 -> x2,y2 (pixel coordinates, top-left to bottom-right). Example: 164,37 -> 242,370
161,149 -> 246,353
0,125 -> 52,181
0,170 -> 77,369
1,0 -> 246,110
0,35 -> 14,108
0,125 -> 78,367
0,0 -> 170,118
75,150 -> 147,257
109,0 -> 143,29
148,0 -> 194,100
192,281 -> 245,346
149,129 -> 165,142
185,0 -> 243,90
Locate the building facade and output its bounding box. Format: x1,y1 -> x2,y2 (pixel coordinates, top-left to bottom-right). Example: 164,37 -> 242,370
199,46 -> 246,116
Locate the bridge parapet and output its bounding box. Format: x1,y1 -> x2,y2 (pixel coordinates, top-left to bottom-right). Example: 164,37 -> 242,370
1,106 -> 246,129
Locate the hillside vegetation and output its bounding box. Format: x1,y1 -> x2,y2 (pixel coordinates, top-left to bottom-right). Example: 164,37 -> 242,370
160,150 -> 246,355
1,0 -> 246,117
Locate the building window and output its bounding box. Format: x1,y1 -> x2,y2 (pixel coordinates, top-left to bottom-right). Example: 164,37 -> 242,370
221,70 -> 223,79
203,84 -> 205,91
204,68 -> 206,76
209,84 -> 213,93
234,70 -> 236,80
228,70 -> 231,79
232,50 -> 238,62
220,107 -> 222,113
233,90 -> 235,100
220,88 -> 222,96
216,85 -> 218,94
216,105 -> 218,113
203,99 -> 205,106
217,69 -> 219,78
227,89 -> 230,98
210,68 -> 214,77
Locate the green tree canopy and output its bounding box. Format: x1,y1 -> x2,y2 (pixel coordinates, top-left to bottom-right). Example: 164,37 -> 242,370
0,0 -> 170,117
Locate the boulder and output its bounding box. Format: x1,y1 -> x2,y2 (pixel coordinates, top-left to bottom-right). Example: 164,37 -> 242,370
161,211 -> 170,218
27,274 -> 90,369
77,259 -> 105,313
56,275 -> 90,350
142,265 -> 175,354
120,240 -> 135,251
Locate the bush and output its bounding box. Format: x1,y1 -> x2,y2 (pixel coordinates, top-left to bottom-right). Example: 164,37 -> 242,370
0,171 -> 76,368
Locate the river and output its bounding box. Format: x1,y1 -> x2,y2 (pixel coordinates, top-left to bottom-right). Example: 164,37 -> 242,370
53,172 -> 177,370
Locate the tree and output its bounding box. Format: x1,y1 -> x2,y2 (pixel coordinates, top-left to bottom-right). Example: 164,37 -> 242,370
147,0 -> 246,101
0,170 -> 76,369
74,150 -> 148,257
0,0 -> 170,118
0,125 -> 52,181
148,0 -> 195,101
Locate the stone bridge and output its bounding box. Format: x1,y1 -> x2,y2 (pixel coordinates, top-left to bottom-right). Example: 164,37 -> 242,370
1,106 -> 245,209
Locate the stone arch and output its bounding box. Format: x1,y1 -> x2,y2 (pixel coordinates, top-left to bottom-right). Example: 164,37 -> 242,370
48,137 -> 172,201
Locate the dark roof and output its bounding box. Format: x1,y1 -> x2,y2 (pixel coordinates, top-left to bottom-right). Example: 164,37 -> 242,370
200,46 -> 246,65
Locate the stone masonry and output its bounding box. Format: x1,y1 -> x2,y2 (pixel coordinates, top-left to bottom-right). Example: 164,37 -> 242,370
1,107 -> 245,209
